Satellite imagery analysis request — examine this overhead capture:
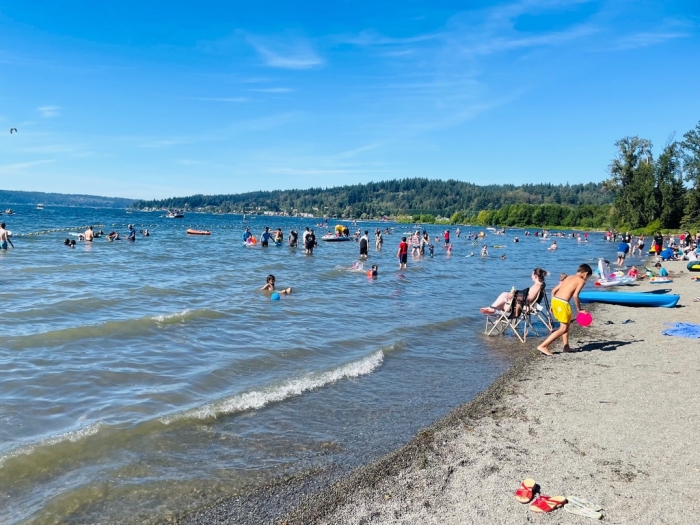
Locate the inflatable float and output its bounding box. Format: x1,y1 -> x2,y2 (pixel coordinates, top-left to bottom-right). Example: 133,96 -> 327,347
579,290 -> 679,308
187,229 -> 210,235
649,277 -> 673,284
322,235 -> 352,242
688,261 -> 700,272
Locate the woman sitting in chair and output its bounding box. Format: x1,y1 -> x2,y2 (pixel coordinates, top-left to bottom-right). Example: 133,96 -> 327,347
480,268 -> 546,314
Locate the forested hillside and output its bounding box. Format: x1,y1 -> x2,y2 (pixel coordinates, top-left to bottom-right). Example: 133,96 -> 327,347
132,179 -> 612,219
0,190 -> 134,208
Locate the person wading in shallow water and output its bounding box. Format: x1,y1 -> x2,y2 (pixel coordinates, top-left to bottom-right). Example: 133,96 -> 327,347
0,223 -> 14,250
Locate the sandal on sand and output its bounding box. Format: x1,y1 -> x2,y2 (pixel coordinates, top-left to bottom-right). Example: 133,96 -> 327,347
566,495 -> 602,511
529,495 -> 566,513
514,478 -> 536,503
564,502 -> 602,520
480,307 -> 496,314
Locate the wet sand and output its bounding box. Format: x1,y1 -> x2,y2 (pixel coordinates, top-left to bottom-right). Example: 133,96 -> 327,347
279,259 -> 700,524
177,259 -> 700,524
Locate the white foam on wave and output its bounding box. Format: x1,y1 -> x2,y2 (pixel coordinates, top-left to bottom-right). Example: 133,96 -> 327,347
160,350 -> 384,425
151,309 -> 190,323
0,422 -> 104,469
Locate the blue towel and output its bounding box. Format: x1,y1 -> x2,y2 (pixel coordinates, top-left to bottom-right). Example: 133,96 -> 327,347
662,322 -> 700,338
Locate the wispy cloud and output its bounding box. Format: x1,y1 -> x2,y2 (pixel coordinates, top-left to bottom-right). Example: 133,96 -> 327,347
335,142 -> 382,159
138,140 -> 191,148
269,167 -> 396,175
343,30 -> 439,46
612,31 -> 689,50
36,105 -> 61,118
249,87 -> 293,93
190,96 -> 248,103
247,35 -> 324,69
0,159 -> 55,173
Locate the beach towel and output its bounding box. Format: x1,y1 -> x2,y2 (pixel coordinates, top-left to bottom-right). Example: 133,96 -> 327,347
662,322 -> 700,338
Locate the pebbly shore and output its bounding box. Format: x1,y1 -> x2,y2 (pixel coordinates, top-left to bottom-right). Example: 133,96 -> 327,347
176,259 -> 700,525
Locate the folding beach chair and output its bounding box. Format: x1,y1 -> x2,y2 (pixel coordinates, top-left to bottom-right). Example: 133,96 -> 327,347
527,285 -> 554,333
484,287 -> 532,343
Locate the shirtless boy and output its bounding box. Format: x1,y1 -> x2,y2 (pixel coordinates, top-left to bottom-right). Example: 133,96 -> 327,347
261,274 -> 292,295
0,223 -> 14,250
537,263 -> 592,356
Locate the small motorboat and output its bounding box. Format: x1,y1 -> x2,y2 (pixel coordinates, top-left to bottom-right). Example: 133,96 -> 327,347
4,209 -> 14,215
187,229 -> 210,235
36,204 -> 44,210
166,210 -> 185,218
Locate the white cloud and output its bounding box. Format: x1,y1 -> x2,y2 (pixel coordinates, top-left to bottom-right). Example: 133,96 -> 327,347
247,36 -> 324,69
36,106 -> 61,118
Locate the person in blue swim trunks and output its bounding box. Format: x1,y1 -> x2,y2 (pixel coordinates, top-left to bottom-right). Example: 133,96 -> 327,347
0,223 -> 14,250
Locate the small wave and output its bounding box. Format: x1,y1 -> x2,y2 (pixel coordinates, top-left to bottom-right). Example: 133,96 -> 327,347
160,350 -> 384,424
0,422 -> 104,469
4,308 -> 225,350
151,309 -> 193,323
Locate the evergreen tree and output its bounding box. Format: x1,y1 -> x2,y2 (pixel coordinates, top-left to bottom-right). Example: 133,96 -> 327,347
681,121 -> 700,225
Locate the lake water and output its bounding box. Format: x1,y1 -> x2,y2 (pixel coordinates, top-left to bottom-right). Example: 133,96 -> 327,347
0,205 -> 624,524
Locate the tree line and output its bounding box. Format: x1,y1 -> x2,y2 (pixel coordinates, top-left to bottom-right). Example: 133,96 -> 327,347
0,190 -> 134,208
132,179 -> 612,220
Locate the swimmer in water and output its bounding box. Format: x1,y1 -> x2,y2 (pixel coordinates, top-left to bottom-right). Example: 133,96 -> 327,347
548,241 -> 558,250
261,274 -> 292,294
370,264 -> 378,277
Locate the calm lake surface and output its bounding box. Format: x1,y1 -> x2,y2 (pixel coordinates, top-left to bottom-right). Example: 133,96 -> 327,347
0,205 -> 624,524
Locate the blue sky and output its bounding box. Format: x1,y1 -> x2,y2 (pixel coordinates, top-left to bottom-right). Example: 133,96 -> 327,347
0,0 -> 698,199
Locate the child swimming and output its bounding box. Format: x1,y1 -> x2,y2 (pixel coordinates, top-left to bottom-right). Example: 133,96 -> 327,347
261,274 -> 292,295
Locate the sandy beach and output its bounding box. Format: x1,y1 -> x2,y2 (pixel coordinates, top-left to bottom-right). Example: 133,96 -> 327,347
271,259 -> 700,525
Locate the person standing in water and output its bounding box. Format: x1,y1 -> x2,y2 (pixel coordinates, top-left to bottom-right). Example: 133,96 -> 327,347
0,223 -> 14,250
288,229 -> 298,247
305,229 -> 316,255
359,230 -> 369,258
397,237 -> 408,270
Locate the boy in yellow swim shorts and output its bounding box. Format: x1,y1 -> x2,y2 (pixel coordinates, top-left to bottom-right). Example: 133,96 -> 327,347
537,263 -> 592,356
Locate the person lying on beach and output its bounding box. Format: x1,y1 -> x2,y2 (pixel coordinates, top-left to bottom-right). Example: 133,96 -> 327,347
261,274 -> 292,294
537,263 -> 592,356
480,268 -> 546,314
